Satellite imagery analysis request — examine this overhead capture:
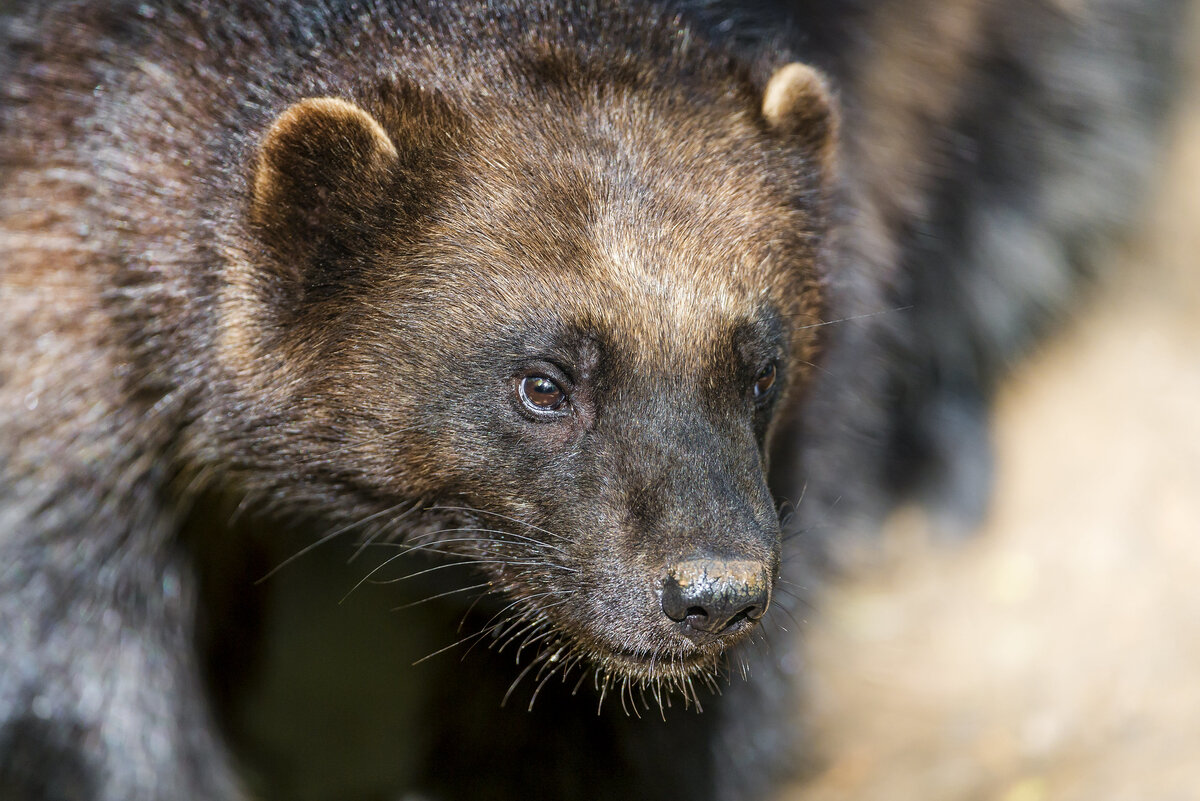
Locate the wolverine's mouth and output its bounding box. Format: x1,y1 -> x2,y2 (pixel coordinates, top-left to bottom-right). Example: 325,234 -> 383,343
558,611 -> 759,685
485,590 -> 756,713
594,641 -> 726,677
570,634 -> 750,713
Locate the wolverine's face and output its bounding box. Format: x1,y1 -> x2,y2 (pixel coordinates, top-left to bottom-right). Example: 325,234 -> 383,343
237,55 -> 834,695
352,98 -> 827,690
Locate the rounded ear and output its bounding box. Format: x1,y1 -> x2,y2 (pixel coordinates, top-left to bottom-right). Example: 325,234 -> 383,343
761,62 -> 839,177
250,97 -> 399,271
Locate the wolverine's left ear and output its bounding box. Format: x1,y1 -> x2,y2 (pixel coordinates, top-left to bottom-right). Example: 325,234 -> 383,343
761,62 -> 839,175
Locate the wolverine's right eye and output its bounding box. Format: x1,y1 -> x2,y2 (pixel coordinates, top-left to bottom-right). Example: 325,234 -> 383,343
518,375 -> 567,413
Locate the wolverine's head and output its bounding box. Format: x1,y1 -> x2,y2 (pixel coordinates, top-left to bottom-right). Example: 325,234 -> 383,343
223,35 -> 837,699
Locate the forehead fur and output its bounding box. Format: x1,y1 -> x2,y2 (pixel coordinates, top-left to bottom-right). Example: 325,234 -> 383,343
407,82 -> 825,373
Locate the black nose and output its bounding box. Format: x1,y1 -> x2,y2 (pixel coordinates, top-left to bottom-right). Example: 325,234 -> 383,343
660,558 -> 771,640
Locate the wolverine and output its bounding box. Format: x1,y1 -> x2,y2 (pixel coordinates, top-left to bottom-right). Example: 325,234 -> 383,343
0,0 -> 1181,800
0,1 -> 835,799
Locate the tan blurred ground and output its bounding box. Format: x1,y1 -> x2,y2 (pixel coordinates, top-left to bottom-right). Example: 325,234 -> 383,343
783,28 -> 1200,801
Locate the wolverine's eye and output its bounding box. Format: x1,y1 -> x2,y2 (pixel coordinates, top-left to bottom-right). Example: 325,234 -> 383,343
753,362 -> 777,399
519,375 -> 567,413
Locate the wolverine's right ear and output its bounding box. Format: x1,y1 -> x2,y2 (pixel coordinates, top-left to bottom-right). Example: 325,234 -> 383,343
761,62 -> 839,177
250,97 -> 400,272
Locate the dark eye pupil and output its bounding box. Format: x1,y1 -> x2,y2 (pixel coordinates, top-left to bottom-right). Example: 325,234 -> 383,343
521,376 -> 565,410
754,363 -> 777,397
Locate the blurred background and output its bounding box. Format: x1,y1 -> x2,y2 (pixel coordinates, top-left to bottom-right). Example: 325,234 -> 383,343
785,12 -> 1200,800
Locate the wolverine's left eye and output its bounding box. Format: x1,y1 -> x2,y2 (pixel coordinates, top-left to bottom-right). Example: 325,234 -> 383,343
519,375 -> 567,413
753,362 -> 777,399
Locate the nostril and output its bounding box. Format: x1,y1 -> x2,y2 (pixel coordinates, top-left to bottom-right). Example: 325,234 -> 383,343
660,575 -> 691,622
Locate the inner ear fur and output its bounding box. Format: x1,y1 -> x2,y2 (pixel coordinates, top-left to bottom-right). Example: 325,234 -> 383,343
761,62 -> 839,176
251,97 -> 400,274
